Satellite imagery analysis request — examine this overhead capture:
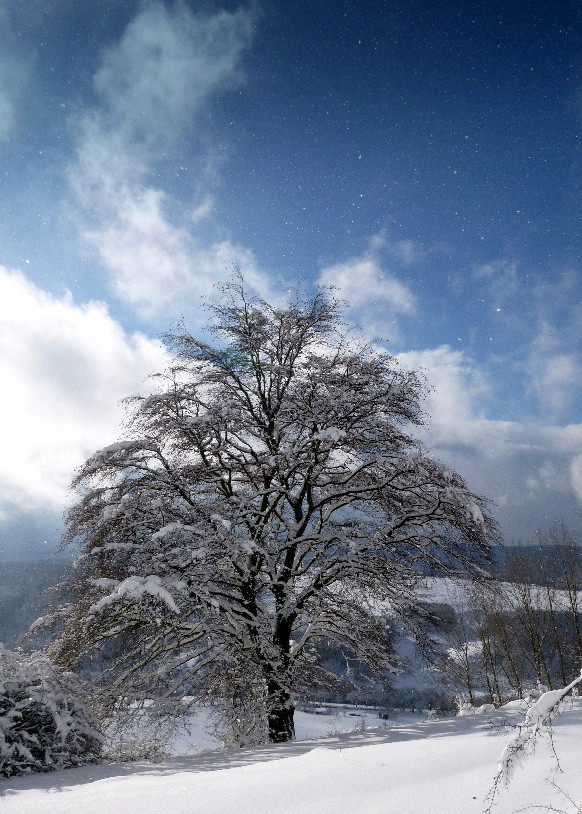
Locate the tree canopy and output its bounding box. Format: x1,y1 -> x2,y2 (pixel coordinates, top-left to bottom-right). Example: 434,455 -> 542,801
50,281 -> 496,743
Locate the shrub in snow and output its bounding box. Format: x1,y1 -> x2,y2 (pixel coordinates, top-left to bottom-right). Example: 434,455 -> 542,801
103,730 -> 171,763
485,669 -> 582,812
0,645 -> 102,776
100,697 -> 182,762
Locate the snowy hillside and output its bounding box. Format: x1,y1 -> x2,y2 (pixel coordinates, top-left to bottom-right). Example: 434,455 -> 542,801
4,700 -> 582,814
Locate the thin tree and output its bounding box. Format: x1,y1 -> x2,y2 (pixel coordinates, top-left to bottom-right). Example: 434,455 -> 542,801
49,281 -> 496,743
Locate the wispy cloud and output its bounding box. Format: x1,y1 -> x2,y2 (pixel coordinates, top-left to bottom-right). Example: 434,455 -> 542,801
319,240 -> 582,536
91,3 -> 253,149
472,258 -> 521,311
319,256 -> 414,313
68,2 -> 269,316
397,345 -> 489,428
0,49 -> 32,143
0,86 -> 15,142
526,321 -> 580,416
385,238 -> 423,266
462,257 -> 582,422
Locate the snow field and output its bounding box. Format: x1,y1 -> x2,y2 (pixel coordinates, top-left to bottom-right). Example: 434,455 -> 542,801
4,700 -> 582,813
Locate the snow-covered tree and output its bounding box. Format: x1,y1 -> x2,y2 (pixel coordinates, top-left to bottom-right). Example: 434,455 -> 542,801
0,646 -> 101,776
49,281 -> 496,743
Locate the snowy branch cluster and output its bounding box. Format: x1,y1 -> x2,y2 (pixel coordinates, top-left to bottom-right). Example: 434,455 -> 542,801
0,646 -> 102,776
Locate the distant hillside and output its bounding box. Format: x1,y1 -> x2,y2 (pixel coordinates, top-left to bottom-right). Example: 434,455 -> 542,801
0,561 -> 67,646
0,544 -> 579,655
491,544 -> 582,584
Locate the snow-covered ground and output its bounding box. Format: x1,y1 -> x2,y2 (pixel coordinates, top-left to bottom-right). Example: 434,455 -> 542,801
3,700 -> 582,813
419,575 -> 582,614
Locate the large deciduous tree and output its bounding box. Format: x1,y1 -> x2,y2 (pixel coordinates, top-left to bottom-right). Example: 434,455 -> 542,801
50,282 -> 496,743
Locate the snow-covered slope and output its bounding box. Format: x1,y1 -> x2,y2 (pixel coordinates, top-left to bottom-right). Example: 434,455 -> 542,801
4,700 -> 582,813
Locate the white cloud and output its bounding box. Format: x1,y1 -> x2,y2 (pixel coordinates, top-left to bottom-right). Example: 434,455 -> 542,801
526,321 -> 580,417
463,258 -> 582,422
396,344 -> 582,539
82,187 -> 197,311
81,186 -> 265,314
68,2 -> 270,315
0,266 -> 169,513
571,456 -> 582,501
529,351 -> 578,414
397,345 -> 488,429
91,3 -> 253,149
317,235 -> 416,341
319,257 -> 415,314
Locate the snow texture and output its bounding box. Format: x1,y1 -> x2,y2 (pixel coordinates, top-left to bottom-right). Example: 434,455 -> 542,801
89,575 -> 179,615
498,669 -> 582,784
4,700 -> 582,813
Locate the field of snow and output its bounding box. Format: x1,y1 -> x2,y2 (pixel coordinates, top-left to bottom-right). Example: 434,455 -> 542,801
165,706 -> 392,753
3,700 -> 582,813
419,575 -> 582,614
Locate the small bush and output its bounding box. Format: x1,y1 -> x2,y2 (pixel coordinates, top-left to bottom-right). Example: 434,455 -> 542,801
103,731 -> 171,763
0,645 -> 102,776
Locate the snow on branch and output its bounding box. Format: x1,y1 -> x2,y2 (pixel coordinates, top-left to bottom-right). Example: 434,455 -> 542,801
89,575 -> 180,616
488,669 -> 582,811
498,672 -> 582,783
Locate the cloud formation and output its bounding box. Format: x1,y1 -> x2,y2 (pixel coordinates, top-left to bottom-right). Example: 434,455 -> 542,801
318,234 -> 416,341
69,2 -> 267,315
0,76 -> 15,141
523,280 -> 582,419
92,3 -> 252,146
397,345 -> 582,539
571,456 -> 582,502
0,258 -> 579,546
456,257 -> 582,423
320,242 -> 582,537
0,266 -> 168,514
527,327 -> 579,416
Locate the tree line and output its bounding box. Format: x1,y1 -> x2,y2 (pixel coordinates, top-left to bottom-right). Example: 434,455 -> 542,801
441,527 -> 582,707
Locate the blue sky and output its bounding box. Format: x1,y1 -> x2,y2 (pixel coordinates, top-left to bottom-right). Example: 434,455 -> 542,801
0,0 -> 581,557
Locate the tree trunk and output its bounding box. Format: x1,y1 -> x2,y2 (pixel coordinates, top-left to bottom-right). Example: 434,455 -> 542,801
267,681 -> 295,743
